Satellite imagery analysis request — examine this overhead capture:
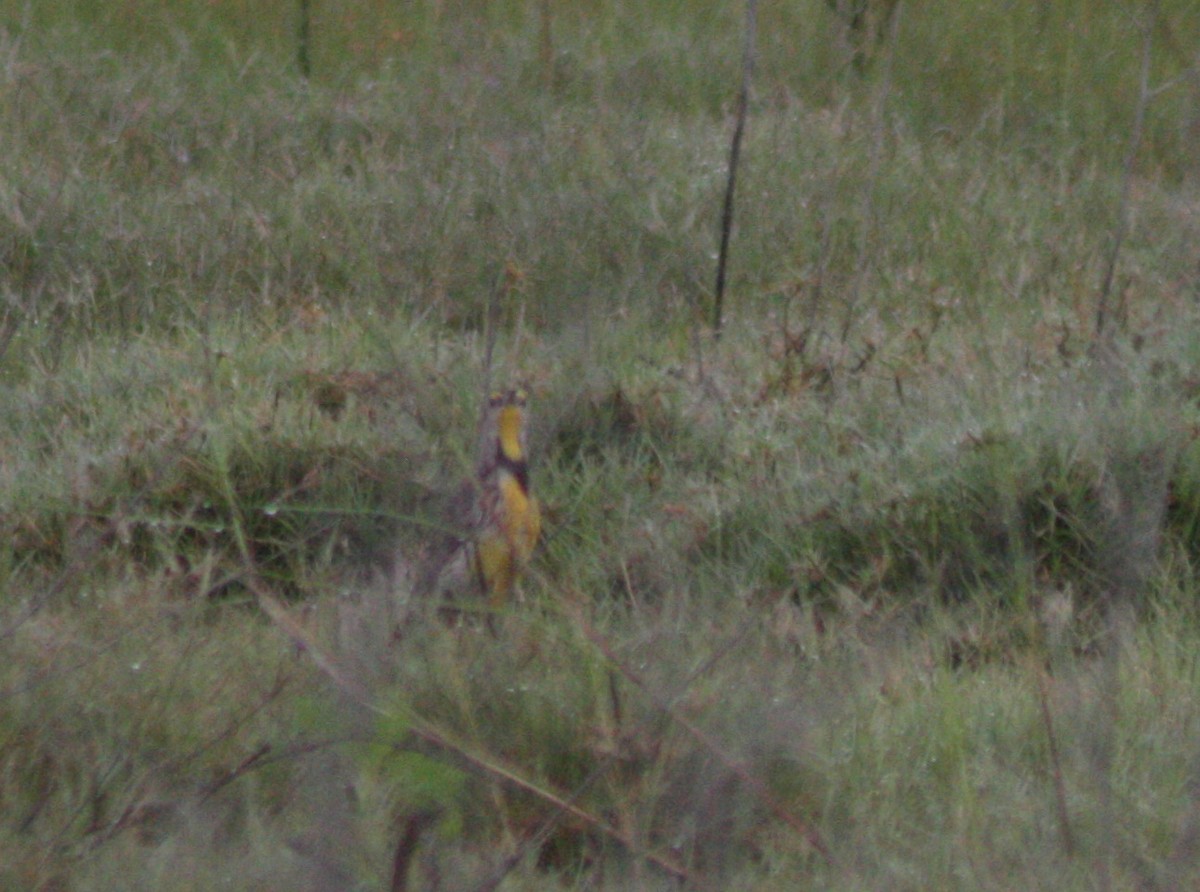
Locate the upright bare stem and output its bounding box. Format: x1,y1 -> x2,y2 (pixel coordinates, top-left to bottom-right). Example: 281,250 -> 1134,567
297,0 -> 312,79
712,0 -> 758,340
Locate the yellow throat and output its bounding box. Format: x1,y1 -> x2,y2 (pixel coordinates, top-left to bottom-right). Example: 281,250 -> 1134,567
473,388 -> 540,604
496,403 -> 526,463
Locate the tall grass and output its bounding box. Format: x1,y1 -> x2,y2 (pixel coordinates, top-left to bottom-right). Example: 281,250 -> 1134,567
1,0 -> 1199,888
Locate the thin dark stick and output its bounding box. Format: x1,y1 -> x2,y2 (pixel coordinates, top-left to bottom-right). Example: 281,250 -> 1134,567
1096,2 -> 1157,340
1035,670 -> 1075,857
390,810 -> 439,892
712,0 -> 758,340
297,0 -> 312,80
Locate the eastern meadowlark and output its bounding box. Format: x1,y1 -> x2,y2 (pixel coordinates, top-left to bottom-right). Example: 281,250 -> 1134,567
418,387 -> 541,609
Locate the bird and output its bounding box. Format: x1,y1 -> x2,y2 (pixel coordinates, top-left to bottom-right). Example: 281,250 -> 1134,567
417,387 -> 541,612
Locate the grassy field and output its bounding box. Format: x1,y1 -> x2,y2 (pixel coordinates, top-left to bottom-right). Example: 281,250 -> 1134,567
3,0 -> 1200,888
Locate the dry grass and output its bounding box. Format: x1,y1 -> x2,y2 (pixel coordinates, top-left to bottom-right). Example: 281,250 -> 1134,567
2,0 -> 1200,888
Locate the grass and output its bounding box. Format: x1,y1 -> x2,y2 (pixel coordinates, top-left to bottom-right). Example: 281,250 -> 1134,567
2,0 -> 1200,888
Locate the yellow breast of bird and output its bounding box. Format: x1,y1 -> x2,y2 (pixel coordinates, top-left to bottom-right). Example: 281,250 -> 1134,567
474,468 -> 540,603
498,470 -> 541,558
